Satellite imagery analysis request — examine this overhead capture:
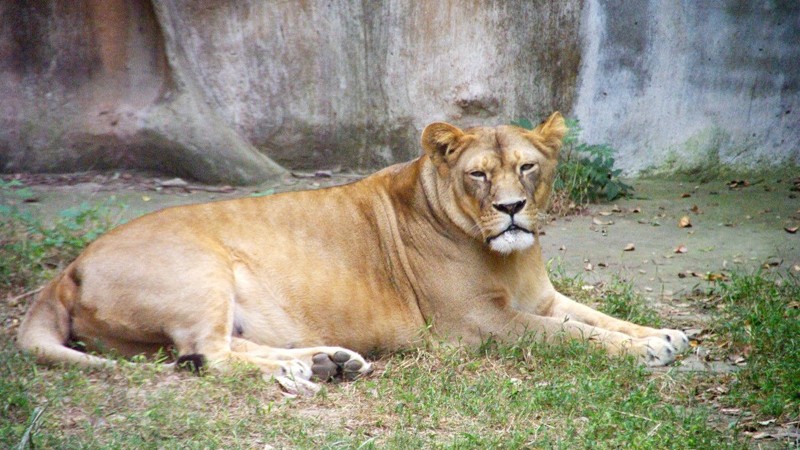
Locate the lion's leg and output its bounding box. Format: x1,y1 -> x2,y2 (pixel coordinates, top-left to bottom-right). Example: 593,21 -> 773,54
484,309 -> 681,366
545,292 -> 689,354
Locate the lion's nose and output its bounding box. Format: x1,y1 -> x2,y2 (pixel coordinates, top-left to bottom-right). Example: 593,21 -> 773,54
493,199 -> 526,216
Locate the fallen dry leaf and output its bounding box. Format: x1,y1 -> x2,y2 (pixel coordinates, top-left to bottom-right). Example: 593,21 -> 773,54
584,263 -> 593,271
674,244 -> 688,254
623,243 -> 635,251
611,204 -> 623,213
679,216 -> 692,228
706,272 -> 728,282
785,225 -> 799,234
690,204 -> 702,213
592,217 -> 613,226
681,192 -> 692,198
728,179 -> 750,189
632,206 -> 642,213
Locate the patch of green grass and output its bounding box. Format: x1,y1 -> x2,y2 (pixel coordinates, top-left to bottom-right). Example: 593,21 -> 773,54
1,337 -> 742,449
0,180 -> 124,290
709,271 -> 800,420
549,265 -> 662,328
1,181 -> 795,448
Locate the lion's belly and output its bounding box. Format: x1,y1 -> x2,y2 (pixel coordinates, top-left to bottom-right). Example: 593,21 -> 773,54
229,258 -> 425,355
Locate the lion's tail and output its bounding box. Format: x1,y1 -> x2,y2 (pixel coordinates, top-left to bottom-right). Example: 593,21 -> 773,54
16,266 -> 114,368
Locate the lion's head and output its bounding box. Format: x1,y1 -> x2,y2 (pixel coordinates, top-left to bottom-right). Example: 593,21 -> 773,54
421,112 -> 567,254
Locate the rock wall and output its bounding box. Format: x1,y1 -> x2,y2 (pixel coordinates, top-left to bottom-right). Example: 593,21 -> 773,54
574,0 -> 800,173
140,1 -> 583,170
0,0 -> 582,182
0,0 -> 285,184
1,1 -> 796,182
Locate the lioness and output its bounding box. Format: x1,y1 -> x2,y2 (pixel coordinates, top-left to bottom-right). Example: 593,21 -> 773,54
18,112 -> 688,391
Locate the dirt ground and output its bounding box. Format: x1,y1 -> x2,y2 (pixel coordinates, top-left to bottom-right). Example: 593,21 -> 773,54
4,170 -> 800,374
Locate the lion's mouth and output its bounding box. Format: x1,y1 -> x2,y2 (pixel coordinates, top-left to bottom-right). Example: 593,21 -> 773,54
486,224 -> 533,244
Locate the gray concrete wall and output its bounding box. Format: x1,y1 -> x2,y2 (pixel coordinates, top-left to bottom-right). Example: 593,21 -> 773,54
1,1 -> 797,182
574,0 -> 800,174
0,1 -> 582,182
152,1 -> 582,170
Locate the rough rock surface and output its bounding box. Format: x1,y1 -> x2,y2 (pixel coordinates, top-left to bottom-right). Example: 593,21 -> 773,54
0,1 -> 581,182
1,1 -> 797,182
0,1 -> 286,184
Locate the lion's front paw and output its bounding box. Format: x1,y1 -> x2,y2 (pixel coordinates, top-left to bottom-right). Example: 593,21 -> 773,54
636,336 -> 678,367
657,328 -> 690,353
311,349 -> 372,382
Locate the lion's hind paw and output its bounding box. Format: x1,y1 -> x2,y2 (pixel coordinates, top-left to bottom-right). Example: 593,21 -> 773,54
311,349 -> 372,382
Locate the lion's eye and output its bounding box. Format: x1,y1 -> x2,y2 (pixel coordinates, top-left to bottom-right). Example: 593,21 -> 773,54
520,163 -> 537,174
469,171 -> 487,180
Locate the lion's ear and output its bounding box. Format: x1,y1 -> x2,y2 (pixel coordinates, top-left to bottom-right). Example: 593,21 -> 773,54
421,122 -> 469,165
526,112 -> 568,159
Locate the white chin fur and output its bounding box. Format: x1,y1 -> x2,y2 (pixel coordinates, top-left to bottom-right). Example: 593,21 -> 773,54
488,230 -> 535,254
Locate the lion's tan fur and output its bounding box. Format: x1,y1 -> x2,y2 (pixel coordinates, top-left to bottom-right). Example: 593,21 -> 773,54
17,112 -> 687,386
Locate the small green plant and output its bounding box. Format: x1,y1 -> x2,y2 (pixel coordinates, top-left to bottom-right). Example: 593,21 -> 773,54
512,117 -> 633,212
0,180 -> 124,290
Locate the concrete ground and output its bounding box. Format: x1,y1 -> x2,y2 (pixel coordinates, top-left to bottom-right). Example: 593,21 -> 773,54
541,177 -> 800,301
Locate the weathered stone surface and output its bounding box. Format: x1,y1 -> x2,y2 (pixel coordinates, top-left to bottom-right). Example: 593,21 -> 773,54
151,1 -> 583,170
574,0 -> 800,173
1,1 -> 796,182
0,1 -> 582,182
0,0 -> 285,184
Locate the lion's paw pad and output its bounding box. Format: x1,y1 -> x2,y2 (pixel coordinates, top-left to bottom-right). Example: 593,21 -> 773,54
311,350 -> 371,382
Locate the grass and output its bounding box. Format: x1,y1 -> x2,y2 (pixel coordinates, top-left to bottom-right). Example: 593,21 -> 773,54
549,265 -> 663,328
0,335 -> 740,449
1,179 -> 124,291
2,180 -> 798,448
707,272 -> 800,420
